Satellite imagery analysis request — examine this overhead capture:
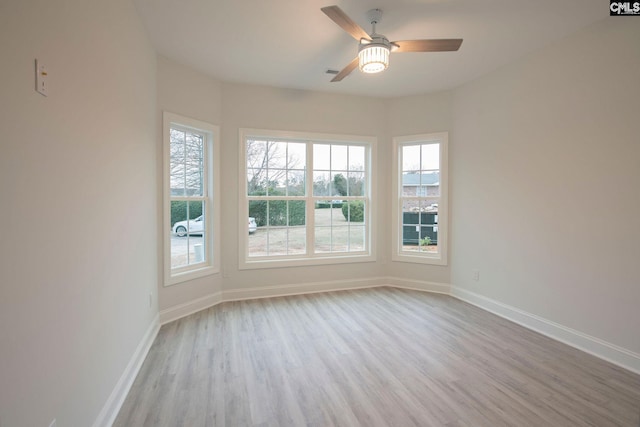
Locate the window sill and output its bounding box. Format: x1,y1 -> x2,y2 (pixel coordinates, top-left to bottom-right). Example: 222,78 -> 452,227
239,253 -> 375,270
165,264 -> 219,286
392,252 -> 448,266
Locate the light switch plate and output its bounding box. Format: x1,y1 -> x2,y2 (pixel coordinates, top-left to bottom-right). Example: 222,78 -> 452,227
35,59 -> 48,96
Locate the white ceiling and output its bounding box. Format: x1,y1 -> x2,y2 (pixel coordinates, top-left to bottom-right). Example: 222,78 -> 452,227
133,0 -> 605,98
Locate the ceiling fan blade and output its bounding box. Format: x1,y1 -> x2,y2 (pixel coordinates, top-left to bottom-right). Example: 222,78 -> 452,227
321,6 -> 371,42
330,57 -> 359,82
392,39 -> 463,53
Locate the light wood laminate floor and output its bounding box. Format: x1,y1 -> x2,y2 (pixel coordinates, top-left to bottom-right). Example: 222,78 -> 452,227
115,287 -> 640,426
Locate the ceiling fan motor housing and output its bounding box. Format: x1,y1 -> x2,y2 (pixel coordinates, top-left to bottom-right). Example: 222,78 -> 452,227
359,35 -> 391,51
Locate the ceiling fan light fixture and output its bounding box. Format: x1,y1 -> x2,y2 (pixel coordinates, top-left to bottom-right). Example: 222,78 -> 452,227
321,6 -> 462,82
358,42 -> 390,74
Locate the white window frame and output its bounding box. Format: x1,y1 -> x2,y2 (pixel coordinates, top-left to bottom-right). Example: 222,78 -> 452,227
163,112 -> 220,286
392,132 -> 448,266
239,128 -> 376,270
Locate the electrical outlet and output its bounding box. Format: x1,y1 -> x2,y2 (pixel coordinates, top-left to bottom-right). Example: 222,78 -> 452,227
472,269 -> 480,282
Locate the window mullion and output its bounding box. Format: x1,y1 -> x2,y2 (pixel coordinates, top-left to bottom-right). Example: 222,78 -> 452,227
306,141 -> 314,255
171,196 -> 207,202
185,201 -> 191,265
182,130 -> 187,197
202,133 -> 208,197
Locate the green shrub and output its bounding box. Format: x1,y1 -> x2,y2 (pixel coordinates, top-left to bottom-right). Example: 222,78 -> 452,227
419,236 -> 431,246
248,200 -> 267,226
315,201 -> 331,209
170,201 -> 203,226
341,200 -> 364,222
315,200 -> 343,209
249,200 -> 305,227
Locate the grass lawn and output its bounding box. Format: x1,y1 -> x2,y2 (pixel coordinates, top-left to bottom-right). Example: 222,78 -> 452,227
248,207 -> 365,256
172,208 -> 439,264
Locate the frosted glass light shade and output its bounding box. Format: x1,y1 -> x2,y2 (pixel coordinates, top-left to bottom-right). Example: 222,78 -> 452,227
358,45 -> 389,73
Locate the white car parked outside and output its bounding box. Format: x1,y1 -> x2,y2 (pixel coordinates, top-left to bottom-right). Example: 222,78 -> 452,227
172,215 -> 204,237
173,216 -> 258,236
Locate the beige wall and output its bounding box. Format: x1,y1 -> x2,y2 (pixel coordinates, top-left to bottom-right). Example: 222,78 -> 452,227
386,91 -> 453,284
156,56 -> 224,310
450,18 -> 640,353
0,0 -> 157,426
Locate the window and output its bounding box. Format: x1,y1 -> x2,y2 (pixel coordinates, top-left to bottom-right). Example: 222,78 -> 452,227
240,129 -> 375,269
392,133 -> 448,265
163,112 -> 220,285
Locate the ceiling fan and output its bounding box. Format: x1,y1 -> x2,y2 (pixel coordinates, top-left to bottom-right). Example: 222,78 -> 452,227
321,5 -> 463,82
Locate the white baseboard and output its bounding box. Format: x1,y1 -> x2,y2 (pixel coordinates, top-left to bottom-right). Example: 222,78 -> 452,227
159,276 -> 449,326
159,291 -> 223,325
159,277 -> 387,325
450,286 -> 640,375
221,276 -> 386,302
383,277 -> 450,294
93,314 -> 160,427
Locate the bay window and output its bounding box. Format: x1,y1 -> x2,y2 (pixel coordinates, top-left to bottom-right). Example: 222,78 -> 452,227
240,129 -> 375,269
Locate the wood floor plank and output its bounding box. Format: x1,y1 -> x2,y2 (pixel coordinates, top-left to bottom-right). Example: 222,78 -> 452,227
114,287 -> 640,426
